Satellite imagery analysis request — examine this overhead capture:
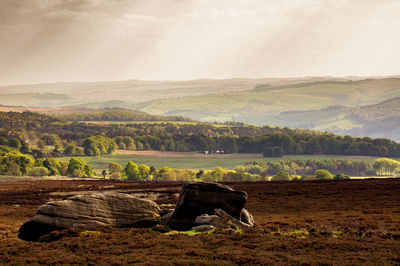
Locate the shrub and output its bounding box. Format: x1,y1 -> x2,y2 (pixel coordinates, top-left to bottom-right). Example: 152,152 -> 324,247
108,163 -> 123,179
63,143 -> 77,155
333,173 -> 350,180
271,171 -> 290,181
300,175 -> 315,181
43,158 -> 61,176
124,161 -> 139,180
315,169 -> 333,179
83,165 -> 95,177
291,175 -> 301,181
8,138 -> 21,149
67,158 -> 86,176
28,166 -> 50,177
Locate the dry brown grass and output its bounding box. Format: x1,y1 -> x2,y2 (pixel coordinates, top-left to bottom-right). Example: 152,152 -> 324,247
1,179 -> 400,265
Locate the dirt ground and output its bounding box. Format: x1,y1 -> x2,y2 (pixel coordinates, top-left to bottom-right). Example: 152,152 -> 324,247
1,179 -> 400,265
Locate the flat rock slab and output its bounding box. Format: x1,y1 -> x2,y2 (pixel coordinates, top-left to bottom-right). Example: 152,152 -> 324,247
166,182 -> 248,230
19,192 -> 160,241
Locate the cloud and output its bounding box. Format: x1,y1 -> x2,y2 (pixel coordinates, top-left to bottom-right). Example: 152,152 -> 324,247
0,0 -> 399,84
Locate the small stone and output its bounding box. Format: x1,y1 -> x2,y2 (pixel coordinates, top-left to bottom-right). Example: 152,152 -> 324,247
192,225 -> 215,232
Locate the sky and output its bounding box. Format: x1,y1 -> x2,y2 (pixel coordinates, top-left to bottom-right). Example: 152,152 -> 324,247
0,0 -> 399,85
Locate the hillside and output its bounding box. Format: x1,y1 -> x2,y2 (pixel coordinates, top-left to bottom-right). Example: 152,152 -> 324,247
2,77 -> 400,140
0,78 -> 309,107
347,97 -> 400,140
134,78 -> 400,119
0,106 -> 194,122
133,78 -> 400,139
0,77 -> 361,108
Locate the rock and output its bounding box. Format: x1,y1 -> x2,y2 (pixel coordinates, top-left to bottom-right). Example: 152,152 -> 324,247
194,209 -> 254,230
192,225 -> 215,232
19,192 -> 161,241
194,214 -> 220,225
166,182 -> 248,230
213,209 -> 253,230
240,208 -> 255,226
159,208 -> 174,217
160,210 -> 174,225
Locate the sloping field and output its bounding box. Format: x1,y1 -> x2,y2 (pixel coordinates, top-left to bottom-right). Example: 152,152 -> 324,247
135,78 -> 400,123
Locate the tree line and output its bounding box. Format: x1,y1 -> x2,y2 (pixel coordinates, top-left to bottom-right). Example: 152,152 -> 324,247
2,111 -> 400,158
58,109 -> 194,122
1,146 -> 398,180
0,152 -> 94,178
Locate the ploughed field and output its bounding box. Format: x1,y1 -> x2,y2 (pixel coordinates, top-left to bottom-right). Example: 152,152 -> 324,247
1,179 -> 400,264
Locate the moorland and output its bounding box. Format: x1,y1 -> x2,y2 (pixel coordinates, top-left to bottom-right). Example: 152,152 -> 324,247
1,179 -> 400,264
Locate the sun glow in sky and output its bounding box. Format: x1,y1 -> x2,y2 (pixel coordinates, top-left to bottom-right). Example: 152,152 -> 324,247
0,0 -> 399,85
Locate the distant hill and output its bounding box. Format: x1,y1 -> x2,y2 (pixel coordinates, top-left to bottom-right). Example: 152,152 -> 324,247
133,78 -> 400,120
132,78 -> 400,140
346,97 -> 400,140
0,93 -> 75,107
0,106 -> 195,123
2,77 -> 400,140
0,77 -> 357,107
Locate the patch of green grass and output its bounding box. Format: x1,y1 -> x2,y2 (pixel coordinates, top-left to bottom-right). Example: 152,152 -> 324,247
57,153 -> 264,171
56,152 -> 384,171
163,229 -> 214,236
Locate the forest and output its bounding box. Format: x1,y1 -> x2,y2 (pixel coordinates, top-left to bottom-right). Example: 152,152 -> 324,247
1,110 -> 400,180
1,111 -> 400,158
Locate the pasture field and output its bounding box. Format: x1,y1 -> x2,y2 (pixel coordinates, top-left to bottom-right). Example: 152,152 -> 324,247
0,179 -> 399,264
56,150 -> 383,171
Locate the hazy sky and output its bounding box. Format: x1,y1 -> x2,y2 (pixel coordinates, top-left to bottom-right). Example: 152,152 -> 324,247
0,0 -> 399,85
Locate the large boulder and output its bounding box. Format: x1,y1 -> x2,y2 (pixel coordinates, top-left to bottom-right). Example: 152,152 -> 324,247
19,192 -> 161,241
165,182 -> 248,230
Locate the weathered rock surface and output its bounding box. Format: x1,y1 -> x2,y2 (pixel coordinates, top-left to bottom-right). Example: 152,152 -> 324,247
19,192 -> 160,241
166,182 -> 248,230
240,208 -> 255,227
194,209 -> 253,230
161,210 -> 174,225
192,224 -> 215,232
159,208 -> 174,217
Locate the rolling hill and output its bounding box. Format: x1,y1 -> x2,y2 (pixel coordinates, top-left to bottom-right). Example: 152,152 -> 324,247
2,76 -> 400,140
133,78 -> 400,140
133,78 -> 400,119
0,77 -> 360,108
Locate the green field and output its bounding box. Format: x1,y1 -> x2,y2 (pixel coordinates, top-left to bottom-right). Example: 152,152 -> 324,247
58,153 -> 264,171
57,152 -> 384,172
